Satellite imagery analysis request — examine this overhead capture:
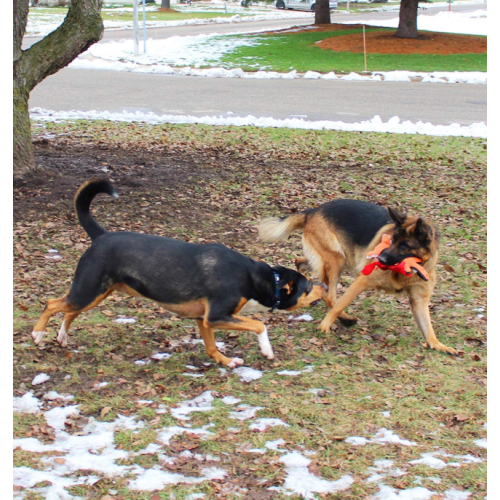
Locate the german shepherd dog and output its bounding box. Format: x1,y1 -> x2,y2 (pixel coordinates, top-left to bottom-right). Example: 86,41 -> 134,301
32,179 -> 326,368
259,199 -> 457,355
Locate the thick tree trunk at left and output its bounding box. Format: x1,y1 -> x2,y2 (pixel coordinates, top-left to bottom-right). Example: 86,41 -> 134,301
314,0 -> 331,25
13,0 -> 104,177
13,68 -> 35,175
396,0 -> 419,39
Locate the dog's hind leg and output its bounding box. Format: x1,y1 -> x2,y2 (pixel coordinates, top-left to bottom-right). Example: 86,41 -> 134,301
323,254 -> 357,327
409,287 -> 458,355
319,274 -> 370,334
196,320 -> 243,368
56,312 -> 80,347
32,297 -> 77,345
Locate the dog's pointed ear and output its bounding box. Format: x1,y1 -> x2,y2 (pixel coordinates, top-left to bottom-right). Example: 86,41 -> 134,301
414,218 -> 433,245
388,207 -> 407,225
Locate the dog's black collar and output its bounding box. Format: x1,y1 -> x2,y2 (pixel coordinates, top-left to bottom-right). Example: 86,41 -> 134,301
270,271 -> 281,312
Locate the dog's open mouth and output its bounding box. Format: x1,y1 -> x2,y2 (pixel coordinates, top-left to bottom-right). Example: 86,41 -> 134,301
310,299 -> 322,307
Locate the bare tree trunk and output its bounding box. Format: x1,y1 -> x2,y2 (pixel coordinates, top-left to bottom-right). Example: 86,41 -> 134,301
396,0 -> 419,39
13,0 -> 104,177
314,0 -> 331,24
161,0 -> 171,9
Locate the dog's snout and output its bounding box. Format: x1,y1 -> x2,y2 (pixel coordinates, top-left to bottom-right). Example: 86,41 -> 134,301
378,252 -> 389,265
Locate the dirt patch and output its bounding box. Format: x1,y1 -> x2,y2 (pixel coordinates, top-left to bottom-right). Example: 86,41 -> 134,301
263,23 -> 487,55
318,30 -> 487,55
157,7 -> 179,12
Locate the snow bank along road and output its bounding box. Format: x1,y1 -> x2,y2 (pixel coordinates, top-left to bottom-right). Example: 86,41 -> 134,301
26,3 -> 486,135
29,68 -> 486,127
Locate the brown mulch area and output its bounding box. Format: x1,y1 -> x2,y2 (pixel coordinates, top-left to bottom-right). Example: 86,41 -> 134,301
263,23 -> 487,55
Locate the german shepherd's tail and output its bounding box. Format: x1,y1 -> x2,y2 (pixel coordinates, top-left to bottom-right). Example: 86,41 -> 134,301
258,213 -> 307,243
74,178 -> 119,241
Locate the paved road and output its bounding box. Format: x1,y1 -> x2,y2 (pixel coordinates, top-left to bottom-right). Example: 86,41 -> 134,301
29,69 -> 486,125
27,3 -> 487,126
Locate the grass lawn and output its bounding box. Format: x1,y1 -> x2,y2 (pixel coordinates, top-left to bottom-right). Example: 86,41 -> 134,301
14,122 -> 486,499
217,28 -> 487,73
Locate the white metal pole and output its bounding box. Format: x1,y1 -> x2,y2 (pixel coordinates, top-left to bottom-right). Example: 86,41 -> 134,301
142,0 -> 147,53
363,25 -> 367,72
133,0 -> 139,56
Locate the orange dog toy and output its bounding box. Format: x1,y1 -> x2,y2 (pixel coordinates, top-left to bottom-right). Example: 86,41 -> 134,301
362,234 -> 430,281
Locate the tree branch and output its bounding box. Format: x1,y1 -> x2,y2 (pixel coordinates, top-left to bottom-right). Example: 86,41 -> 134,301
17,0 -> 104,92
14,0 -> 30,62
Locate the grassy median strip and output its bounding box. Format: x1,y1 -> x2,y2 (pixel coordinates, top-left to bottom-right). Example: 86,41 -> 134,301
217,28 -> 487,73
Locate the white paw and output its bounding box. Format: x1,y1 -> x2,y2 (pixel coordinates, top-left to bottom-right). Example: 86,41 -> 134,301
227,357 -> 244,368
258,327 -> 275,360
57,323 -> 68,347
32,331 -> 46,345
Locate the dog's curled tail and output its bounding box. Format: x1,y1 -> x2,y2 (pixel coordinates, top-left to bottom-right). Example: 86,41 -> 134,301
74,178 -> 119,241
258,213 -> 307,243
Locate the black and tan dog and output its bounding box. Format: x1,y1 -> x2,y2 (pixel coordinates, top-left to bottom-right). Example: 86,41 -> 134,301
32,179 -> 326,367
259,199 -> 457,355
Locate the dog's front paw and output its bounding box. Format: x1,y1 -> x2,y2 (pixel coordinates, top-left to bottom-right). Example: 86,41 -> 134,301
318,321 -> 332,334
427,341 -> 459,356
32,331 -> 46,345
227,357 -> 244,368
258,327 -> 274,360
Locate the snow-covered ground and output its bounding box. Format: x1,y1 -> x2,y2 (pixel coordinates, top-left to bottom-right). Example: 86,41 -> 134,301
13,389 -> 485,499
26,3 -> 312,37
345,8 -> 487,36
63,8 -> 487,85
30,108 -> 487,139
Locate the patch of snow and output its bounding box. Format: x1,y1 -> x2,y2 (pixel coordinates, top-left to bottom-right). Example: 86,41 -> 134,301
128,465 -> 227,491
233,366 -> 263,382
31,108 -> 487,139
32,373 -> 50,385
229,405 -> 264,421
381,411 -> 391,418
249,418 -> 289,431
372,428 -> 417,446
345,436 -> 369,446
343,8 -> 487,36
291,314 -> 314,322
474,438 -> 487,449
114,317 -> 136,324
277,369 -> 302,376
265,438 -> 286,451
134,359 -> 151,366
43,391 -> 74,402
221,396 -> 241,405
372,484 -> 435,500
345,428 -> 416,447
151,352 -> 172,360
277,365 -> 314,376
13,392 -> 42,414
308,388 -> 326,395
271,451 -> 354,498
170,391 -> 214,420
182,372 -> 205,378
444,490 -> 471,500
372,484 -> 471,500
13,405 -> 148,497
